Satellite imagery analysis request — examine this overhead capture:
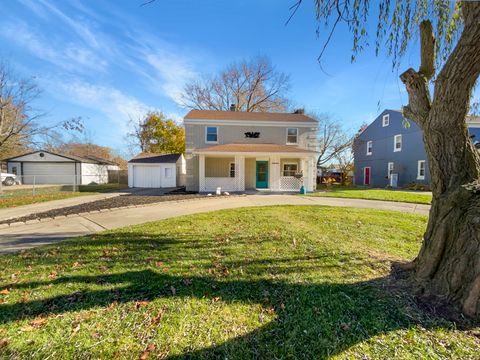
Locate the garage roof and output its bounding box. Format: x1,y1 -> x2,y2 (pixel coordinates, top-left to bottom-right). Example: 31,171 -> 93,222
129,153 -> 182,163
2,150 -> 118,165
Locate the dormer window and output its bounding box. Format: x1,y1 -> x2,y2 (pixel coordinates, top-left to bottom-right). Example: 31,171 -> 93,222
286,128 -> 298,144
205,126 -> 218,143
366,141 -> 373,155
382,114 -> 390,127
394,134 -> 402,152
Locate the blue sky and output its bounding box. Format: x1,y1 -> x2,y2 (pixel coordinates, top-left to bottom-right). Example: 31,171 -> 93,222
2,0 -> 427,156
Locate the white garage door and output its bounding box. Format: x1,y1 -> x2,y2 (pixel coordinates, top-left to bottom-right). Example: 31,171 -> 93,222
133,165 -> 162,188
132,164 -> 176,188
23,162 -> 76,184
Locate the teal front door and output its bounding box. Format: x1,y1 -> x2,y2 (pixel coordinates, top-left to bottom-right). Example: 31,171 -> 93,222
256,161 -> 269,188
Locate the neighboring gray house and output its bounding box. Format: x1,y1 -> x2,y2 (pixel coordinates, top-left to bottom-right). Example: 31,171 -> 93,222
353,109 -> 480,187
184,109 -> 319,192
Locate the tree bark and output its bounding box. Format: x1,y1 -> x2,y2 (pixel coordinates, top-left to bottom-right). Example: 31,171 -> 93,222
400,3 -> 480,317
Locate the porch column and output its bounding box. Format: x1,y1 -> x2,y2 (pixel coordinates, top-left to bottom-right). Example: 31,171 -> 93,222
271,155 -> 280,191
234,155 -> 245,191
300,158 -> 307,191
199,154 -> 206,192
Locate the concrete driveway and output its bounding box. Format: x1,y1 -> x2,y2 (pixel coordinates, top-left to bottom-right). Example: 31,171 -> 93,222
0,195 -> 430,254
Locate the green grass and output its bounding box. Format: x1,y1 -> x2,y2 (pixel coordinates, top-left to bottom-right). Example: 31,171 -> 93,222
309,186 -> 432,204
0,206 -> 478,359
0,184 -> 127,209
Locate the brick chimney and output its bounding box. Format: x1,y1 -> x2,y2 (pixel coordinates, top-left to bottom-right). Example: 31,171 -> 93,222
230,104 -> 237,111
293,108 -> 305,114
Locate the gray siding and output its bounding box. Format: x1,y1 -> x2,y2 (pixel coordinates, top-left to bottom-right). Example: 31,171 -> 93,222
354,110 -> 430,187
185,122 -> 318,191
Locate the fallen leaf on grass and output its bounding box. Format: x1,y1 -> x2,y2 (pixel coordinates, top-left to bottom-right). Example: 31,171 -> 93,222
106,301 -> 118,311
0,339 -> 8,348
72,323 -> 81,334
72,262 -> 81,268
134,300 -> 150,309
139,343 -> 156,359
48,271 -> 58,279
31,318 -> 48,328
0,289 -> 10,295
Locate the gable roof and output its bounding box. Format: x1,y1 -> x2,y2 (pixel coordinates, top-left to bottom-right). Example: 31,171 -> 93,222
2,150 -> 118,165
194,143 -> 317,154
184,110 -> 318,123
128,153 -> 182,163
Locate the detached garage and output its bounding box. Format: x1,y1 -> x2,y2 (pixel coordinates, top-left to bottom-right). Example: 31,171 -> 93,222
3,150 -> 119,185
128,153 -> 186,188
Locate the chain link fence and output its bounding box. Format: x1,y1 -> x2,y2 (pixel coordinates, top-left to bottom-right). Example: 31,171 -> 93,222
0,173 -> 127,200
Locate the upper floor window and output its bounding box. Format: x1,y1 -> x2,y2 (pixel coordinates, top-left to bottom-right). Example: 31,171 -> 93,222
229,162 -> 235,178
366,140 -> 373,155
388,162 -> 394,177
417,160 -> 426,180
394,134 -> 402,152
382,114 -> 390,127
205,126 -> 218,143
286,128 -> 298,144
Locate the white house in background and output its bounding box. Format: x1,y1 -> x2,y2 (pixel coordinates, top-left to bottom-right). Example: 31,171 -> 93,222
184,109 -> 319,192
128,153 -> 186,188
3,150 -> 119,185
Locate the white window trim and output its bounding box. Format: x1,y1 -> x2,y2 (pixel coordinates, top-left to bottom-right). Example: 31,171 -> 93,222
363,166 -> 371,185
417,160 -> 426,180
282,162 -> 298,176
205,126 -> 219,144
394,134 -> 402,152
286,128 -> 299,145
229,162 -> 235,178
382,114 -> 390,127
387,162 -> 394,178
366,140 -> 373,155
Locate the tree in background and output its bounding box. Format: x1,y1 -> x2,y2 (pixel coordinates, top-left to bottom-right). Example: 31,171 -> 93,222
0,62 -> 83,159
182,56 -> 290,112
128,112 -> 185,154
298,0 -> 480,316
313,113 -> 352,168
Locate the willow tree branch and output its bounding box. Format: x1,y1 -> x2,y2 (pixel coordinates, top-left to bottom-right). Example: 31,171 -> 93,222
400,20 -> 435,125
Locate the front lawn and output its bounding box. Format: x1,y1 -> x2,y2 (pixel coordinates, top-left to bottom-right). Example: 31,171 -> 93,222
309,186 -> 432,204
0,184 -> 127,209
0,206 -> 478,358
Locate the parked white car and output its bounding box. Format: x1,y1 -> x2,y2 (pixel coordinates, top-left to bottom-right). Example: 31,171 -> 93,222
1,172 -> 17,186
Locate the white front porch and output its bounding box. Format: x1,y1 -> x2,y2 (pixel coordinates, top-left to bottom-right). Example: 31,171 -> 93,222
198,154 -> 317,193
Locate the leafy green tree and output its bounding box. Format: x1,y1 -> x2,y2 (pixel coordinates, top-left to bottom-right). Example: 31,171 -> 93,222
297,0 -> 480,316
129,112 -> 185,154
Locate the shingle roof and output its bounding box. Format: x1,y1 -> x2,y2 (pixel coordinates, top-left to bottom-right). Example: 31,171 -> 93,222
194,143 -> 317,154
129,153 -> 182,163
184,110 -> 318,123
2,149 -> 118,165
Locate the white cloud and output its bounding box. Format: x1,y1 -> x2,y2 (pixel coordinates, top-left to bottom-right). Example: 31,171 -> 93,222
47,79 -> 156,135
0,22 -> 107,72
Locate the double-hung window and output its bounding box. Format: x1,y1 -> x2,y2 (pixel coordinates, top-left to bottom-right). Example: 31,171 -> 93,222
283,163 -> 298,176
394,134 -> 402,152
229,163 -> 235,178
286,128 -> 298,144
382,114 -> 390,127
205,126 -> 218,143
417,160 -> 426,180
366,141 -> 373,155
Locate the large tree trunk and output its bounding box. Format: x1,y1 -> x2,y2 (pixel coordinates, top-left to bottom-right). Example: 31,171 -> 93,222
400,3 -> 480,317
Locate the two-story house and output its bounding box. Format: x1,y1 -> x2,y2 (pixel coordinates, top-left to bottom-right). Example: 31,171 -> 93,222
354,109 -> 480,187
184,109 -> 319,192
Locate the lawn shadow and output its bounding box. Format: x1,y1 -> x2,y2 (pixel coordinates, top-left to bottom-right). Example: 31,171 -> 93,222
0,227 -> 476,358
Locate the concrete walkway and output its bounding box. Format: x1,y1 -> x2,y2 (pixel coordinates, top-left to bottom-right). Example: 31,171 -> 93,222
0,195 -> 430,254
